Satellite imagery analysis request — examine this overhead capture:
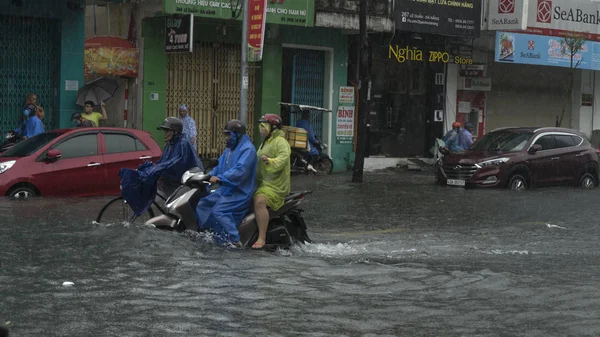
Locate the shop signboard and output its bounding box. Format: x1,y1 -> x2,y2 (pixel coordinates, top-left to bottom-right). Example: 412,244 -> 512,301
84,37 -> 139,78
494,31 -> 600,71
459,64 -> 485,77
395,0 -> 481,38
459,77 -> 492,91
487,0 -> 529,31
163,0 -> 314,27
525,0 -> 600,41
165,14 -> 194,53
336,86 -> 355,145
247,0 -> 267,62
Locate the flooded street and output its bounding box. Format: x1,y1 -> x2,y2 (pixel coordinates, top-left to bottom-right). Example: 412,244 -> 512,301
1,170 -> 600,336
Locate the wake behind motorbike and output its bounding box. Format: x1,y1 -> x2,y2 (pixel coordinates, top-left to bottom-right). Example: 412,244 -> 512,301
144,168 -> 312,249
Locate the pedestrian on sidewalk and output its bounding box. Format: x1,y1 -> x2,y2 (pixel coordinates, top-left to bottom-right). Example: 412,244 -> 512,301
459,122 -> 475,150
82,100 -> 108,127
178,104 -> 197,146
443,122 -> 464,153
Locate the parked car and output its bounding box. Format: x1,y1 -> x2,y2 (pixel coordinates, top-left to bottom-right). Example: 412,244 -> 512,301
436,127 -> 600,190
0,128 -> 162,198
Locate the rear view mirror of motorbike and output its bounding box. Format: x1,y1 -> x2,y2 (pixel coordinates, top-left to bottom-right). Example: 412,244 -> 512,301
184,173 -> 211,187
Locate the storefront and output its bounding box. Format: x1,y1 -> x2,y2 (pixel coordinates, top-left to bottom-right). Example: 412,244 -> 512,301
362,0 -> 481,158
142,0 -> 349,171
0,0 -> 85,131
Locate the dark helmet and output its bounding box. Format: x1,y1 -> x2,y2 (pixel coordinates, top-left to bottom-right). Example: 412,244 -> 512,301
157,117 -> 183,134
464,122 -> 474,131
258,114 -> 283,130
71,112 -> 82,121
224,119 -> 246,135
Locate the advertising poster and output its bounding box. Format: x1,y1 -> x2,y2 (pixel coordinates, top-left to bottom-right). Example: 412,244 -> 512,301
336,86 -> 355,145
495,31 -> 600,71
84,37 -> 139,78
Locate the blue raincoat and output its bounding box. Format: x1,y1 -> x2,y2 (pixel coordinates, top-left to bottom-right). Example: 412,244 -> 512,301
14,116 -> 44,138
119,133 -> 203,216
296,119 -> 319,156
195,135 -> 257,244
443,129 -> 464,153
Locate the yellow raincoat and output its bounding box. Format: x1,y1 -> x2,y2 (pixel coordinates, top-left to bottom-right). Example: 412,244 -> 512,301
255,129 -> 291,211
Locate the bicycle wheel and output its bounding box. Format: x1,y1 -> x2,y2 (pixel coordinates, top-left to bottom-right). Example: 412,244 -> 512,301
96,197 -> 156,226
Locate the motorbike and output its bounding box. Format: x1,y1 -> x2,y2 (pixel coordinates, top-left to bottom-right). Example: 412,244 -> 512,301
145,167 -> 313,250
290,139 -> 334,175
279,102 -> 334,175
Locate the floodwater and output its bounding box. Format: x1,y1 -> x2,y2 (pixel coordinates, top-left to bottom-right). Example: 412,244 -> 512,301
1,170 -> 599,336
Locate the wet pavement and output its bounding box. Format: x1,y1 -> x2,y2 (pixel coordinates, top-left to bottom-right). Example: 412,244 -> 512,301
1,169 -> 599,336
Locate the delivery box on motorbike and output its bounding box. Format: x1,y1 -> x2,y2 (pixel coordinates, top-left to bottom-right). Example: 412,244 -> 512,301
283,126 -> 309,150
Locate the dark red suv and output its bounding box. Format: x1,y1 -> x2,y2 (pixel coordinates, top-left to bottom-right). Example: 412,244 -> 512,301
436,127 -> 600,190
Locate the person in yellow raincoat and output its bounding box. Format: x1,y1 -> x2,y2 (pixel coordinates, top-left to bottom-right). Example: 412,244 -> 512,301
252,114 -> 291,249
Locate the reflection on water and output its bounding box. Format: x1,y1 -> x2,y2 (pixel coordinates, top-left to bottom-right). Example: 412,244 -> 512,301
1,171 -> 600,336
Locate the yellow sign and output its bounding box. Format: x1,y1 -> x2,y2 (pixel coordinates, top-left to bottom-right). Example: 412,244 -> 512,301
389,45 -> 473,65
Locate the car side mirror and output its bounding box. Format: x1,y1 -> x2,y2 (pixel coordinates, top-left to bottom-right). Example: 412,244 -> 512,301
46,149 -> 62,162
529,144 -> 542,154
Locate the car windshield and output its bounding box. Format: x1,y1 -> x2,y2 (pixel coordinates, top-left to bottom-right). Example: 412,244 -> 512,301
1,132 -> 63,157
470,131 -> 534,152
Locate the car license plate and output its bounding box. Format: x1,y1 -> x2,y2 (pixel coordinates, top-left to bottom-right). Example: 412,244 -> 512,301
447,179 -> 465,186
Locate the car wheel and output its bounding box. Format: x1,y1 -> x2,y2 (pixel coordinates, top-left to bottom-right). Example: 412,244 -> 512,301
8,186 -> 37,199
508,174 -> 528,191
579,173 -> 597,189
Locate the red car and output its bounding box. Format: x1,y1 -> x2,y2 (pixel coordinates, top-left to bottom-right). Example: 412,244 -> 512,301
0,128 -> 162,198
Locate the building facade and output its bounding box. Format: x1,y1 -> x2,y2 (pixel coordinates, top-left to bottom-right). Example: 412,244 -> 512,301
0,0 -> 85,131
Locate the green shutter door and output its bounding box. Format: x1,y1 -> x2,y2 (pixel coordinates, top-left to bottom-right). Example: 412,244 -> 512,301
0,15 -> 60,133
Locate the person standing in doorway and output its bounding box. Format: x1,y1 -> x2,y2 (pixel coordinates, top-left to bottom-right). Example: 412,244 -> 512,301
82,100 -> 108,127
179,104 -> 197,146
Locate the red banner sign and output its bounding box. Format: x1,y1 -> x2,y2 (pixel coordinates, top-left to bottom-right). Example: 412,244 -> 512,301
247,0 -> 268,62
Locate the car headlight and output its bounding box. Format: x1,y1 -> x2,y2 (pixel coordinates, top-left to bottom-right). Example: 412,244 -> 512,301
0,161 -> 16,174
476,157 -> 509,168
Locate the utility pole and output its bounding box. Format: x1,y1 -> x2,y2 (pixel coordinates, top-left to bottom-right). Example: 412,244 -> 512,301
240,0 -> 250,125
352,0 -> 369,183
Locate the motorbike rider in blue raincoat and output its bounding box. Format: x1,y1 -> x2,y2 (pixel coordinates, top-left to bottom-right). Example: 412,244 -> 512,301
119,117 -> 203,215
295,110 -> 319,173
296,110 -> 319,157
195,119 -> 257,245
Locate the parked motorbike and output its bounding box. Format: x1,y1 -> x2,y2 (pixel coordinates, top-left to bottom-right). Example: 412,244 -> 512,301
279,102 -> 334,175
145,168 -> 312,249
290,140 -> 334,175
